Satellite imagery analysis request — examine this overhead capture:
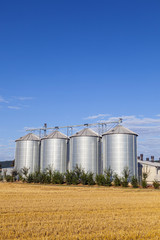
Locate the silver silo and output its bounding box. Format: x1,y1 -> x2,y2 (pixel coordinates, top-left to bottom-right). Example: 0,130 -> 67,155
102,125 -> 138,177
15,133 -> 40,173
40,130 -> 68,173
69,128 -> 101,175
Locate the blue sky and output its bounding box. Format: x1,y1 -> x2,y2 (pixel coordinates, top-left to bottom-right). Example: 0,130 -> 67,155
0,0 -> 160,161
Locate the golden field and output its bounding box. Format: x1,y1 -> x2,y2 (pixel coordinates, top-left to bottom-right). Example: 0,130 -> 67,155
0,183 -> 160,240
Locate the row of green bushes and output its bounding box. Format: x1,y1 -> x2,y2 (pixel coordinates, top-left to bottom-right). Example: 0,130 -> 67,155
1,166 -> 160,189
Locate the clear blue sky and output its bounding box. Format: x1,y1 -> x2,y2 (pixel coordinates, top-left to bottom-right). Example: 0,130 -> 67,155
0,0 -> 160,161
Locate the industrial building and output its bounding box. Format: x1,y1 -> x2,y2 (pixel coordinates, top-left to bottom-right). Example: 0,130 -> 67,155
15,133 -> 40,174
40,130 -> 68,173
138,160 -> 160,184
12,119 -> 160,184
138,154 -> 160,184
0,160 -> 14,176
69,128 -> 101,175
14,120 -> 140,177
102,125 -> 138,177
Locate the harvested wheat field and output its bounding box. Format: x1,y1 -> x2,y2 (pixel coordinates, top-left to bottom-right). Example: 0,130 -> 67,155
0,183 -> 160,240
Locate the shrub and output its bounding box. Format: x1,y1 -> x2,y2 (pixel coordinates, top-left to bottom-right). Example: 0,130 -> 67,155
131,176 -> 139,188
113,173 -> 121,186
11,169 -> 18,181
52,171 -> 64,184
18,171 -> 45,184
81,172 -> 95,185
0,175 -> 3,181
81,172 -> 88,185
95,174 -> 107,186
141,171 -> 148,188
142,179 -> 147,188
32,171 -> 41,183
104,168 -> 113,186
28,171 -> 51,184
46,167 -> 53,179
18,174 -> 23,181
65,165 -> 84,185
39,172 -> 51,184
65,170 -> 78,185
26,173 -> 34,183
121,167 -> 130,187
72,175 -> 79,185
153,180 -> 159,189
44,174 -> 52,184
3,169 -> 7,180
21,167 -> 29,179
87,172 -> 95,185
5,175 -> 13,182
121,179 -> 128,187
142,172 -> 148,180
74,165 -> 83,180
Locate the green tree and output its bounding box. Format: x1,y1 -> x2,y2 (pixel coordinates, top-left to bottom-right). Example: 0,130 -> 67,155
104,167 -> 113,186
121,167 -> 130,187
113,173 -> 121,186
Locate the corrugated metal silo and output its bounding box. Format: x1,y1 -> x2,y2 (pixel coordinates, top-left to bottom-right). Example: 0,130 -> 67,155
15,133 -> 40,173
40,130 -> 68,173
69,128 -> 101,175
102,125 -> 138,177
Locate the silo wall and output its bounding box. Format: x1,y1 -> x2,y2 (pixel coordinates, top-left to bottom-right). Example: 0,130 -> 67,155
40,138 -> 68,173
69,136 -> 101,175
102,134 -> 137,177
15,140 -> 40,173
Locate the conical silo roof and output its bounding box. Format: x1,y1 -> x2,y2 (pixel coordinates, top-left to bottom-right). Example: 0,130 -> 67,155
102,125 -> 138,136
15,133 -> 40,142
43,130 -> 68,139
70,128 -> 99,138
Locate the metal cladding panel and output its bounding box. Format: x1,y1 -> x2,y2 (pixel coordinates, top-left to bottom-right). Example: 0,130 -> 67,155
40,138 -> 68,173
15,141 -> 40,173
69,136 -> 101,175
103,134 -> 137,177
